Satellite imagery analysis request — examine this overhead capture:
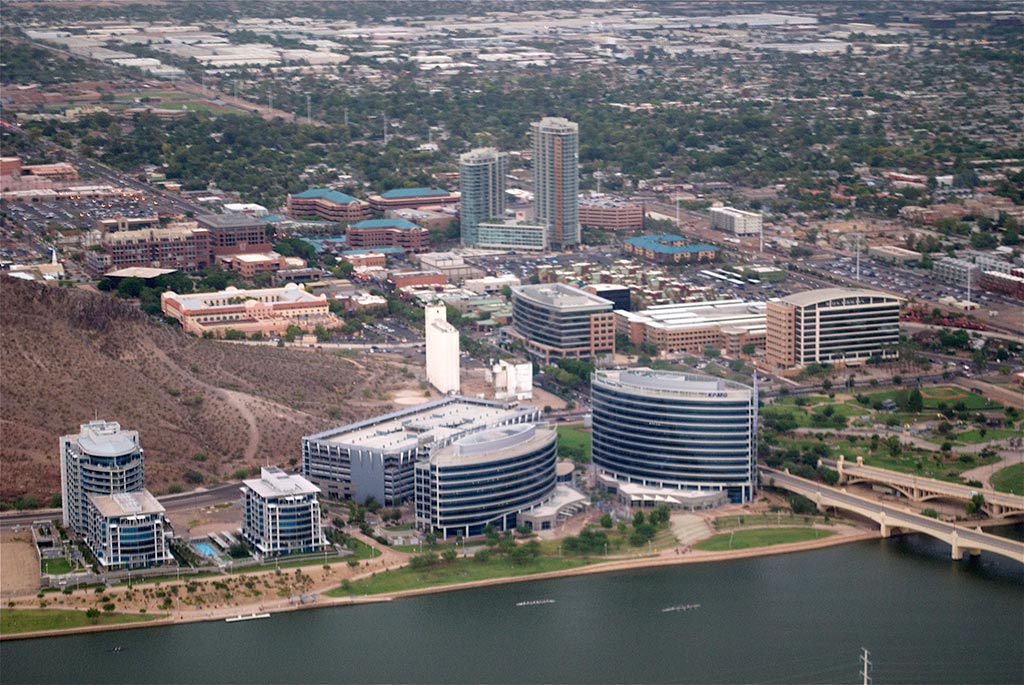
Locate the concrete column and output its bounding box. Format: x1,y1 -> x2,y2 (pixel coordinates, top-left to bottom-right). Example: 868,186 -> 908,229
878,511 -> 890,538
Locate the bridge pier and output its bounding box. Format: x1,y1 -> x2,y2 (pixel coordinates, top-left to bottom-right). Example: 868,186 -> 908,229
879,511 -> 890,538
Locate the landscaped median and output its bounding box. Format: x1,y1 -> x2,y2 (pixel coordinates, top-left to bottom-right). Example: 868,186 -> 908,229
0,609 -> 164,636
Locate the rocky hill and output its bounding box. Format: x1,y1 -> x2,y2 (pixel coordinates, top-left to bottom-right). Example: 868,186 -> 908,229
0,277 -> 424,505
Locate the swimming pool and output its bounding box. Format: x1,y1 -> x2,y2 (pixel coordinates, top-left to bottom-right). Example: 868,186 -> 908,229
194,541 -> 220,558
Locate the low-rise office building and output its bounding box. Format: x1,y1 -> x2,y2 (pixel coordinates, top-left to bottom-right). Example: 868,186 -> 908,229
92,223 -> 211,274
414,424 -> 557,539
476,218 -> 548,251
219,252 -> 306,279
710,207 -> 762,236
868,244 -> 922,265
241,467 -> 326,557
302,396 -> 541,505
84,490 -> 172,569
624,234 -> 719,264
367,187 -> 459,212
933,257 -> 980,285
592,369 -> 757,504
508,282 -> 616,363
347,218 -> 429,253
617,299 -> 767,356
161,283 -> 337,338
287,188 -> 371,223
766,288 -> 902,368
195,214 -> 272,256
578,195 -> 644,231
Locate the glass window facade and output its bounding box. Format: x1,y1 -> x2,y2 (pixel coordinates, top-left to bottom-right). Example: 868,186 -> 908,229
415,426 -> 557,539
591,370 -> 756,503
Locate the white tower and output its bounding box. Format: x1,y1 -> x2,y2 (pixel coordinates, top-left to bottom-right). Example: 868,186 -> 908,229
425,303 -> 460,394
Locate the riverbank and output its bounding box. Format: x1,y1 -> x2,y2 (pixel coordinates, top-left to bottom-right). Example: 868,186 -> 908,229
0,525 -> 877,641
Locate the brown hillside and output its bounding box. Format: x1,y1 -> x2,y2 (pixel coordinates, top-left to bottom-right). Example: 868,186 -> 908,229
0,277 -> 425,504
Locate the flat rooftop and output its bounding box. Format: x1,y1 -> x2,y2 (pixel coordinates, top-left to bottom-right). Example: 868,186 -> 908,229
595,368 -> 753,397
164,283 -> 324,312
513,282 -> 614,311
67,420 -> 139,457
305,396 -> 538,454
431,423 -> 554,467
619,299 -> 766,332
243,467 -> 320,499
88,490 -> 164,518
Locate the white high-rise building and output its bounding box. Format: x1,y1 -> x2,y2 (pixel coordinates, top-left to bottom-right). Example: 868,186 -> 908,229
492,360 -> 533,400
531,117 -> 580,250
459,147 -> 509,247
710,207 -> 762,236
61,420 -> 145,533
425,303 -> 460,394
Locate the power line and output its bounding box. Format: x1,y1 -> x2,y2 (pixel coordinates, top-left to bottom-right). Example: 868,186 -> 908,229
861,647 -> 872,685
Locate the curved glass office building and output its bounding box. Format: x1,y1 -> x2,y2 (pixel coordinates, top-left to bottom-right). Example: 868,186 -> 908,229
415,424 -> 557,539
591,369 -> 756,503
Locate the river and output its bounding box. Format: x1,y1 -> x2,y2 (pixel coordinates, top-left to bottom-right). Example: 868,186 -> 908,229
2,533 -> 1022,684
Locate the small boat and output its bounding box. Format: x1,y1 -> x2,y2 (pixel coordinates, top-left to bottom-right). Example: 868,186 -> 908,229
515,599 -> 555,607
224,612 -> 271,623
110,646 -> 125,653
661,603 -> 701,613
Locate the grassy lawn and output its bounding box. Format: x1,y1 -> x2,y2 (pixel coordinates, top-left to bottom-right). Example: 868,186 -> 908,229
954,428 -> 1021,444
326,556 -> 591,596
713,513 -> 834,530
41,557 -> 75,575
384,523 -> 414,531
0,609 -> 162,636
556,423 -> 592,463
693,527 -> 832,552
990,463 -> 1024,496
762,404 -> 811,428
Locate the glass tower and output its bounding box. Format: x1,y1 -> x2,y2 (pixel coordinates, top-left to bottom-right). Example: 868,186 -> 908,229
459,147 -> 508,246
531,117 -> 579,250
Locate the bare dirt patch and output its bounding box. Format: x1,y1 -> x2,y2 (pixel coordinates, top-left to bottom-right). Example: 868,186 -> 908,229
0,532 -> 40,598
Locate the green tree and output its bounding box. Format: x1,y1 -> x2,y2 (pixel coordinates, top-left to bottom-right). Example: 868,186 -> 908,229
283,324 -> 303,342
966,493 -> 985,516
907,387 -> 923,413
600,513 -> 613,529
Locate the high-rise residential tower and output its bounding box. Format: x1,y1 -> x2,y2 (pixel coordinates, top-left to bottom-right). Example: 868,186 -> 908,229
531,117 -> 580,250
61,420 -> 145,533
459,147 -> 508,246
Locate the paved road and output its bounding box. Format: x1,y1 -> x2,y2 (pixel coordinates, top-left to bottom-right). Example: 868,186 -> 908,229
0,482 -> 243,531
765,468 -> 1024,560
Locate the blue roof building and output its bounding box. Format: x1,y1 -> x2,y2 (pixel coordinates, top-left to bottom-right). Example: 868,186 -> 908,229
368,187 -> 459,211
350,218 -> 421,230
287,188 -> 370,223
624,234 -> 719,264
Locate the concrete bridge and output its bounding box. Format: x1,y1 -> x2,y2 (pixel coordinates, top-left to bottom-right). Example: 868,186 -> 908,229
825,456 -> 1024,517
763,467 -> 1024,563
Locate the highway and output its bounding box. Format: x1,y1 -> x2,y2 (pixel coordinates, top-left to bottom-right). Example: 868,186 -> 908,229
0,482 -> 242,532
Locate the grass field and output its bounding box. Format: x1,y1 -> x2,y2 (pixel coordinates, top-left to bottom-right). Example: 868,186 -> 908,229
0,609 -> 162,635
693,527 -> 832,552
326,556 -> 591,596
713,514 -> 834,530
954,428 -> 1020,445
556,423 -> 592,463
41,557 -> 75,575
990,463 -> 1024,496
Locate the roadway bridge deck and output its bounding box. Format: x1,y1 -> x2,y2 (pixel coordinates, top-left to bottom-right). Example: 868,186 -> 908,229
824,456 -> 1024,517
763,467 -> 1024,563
